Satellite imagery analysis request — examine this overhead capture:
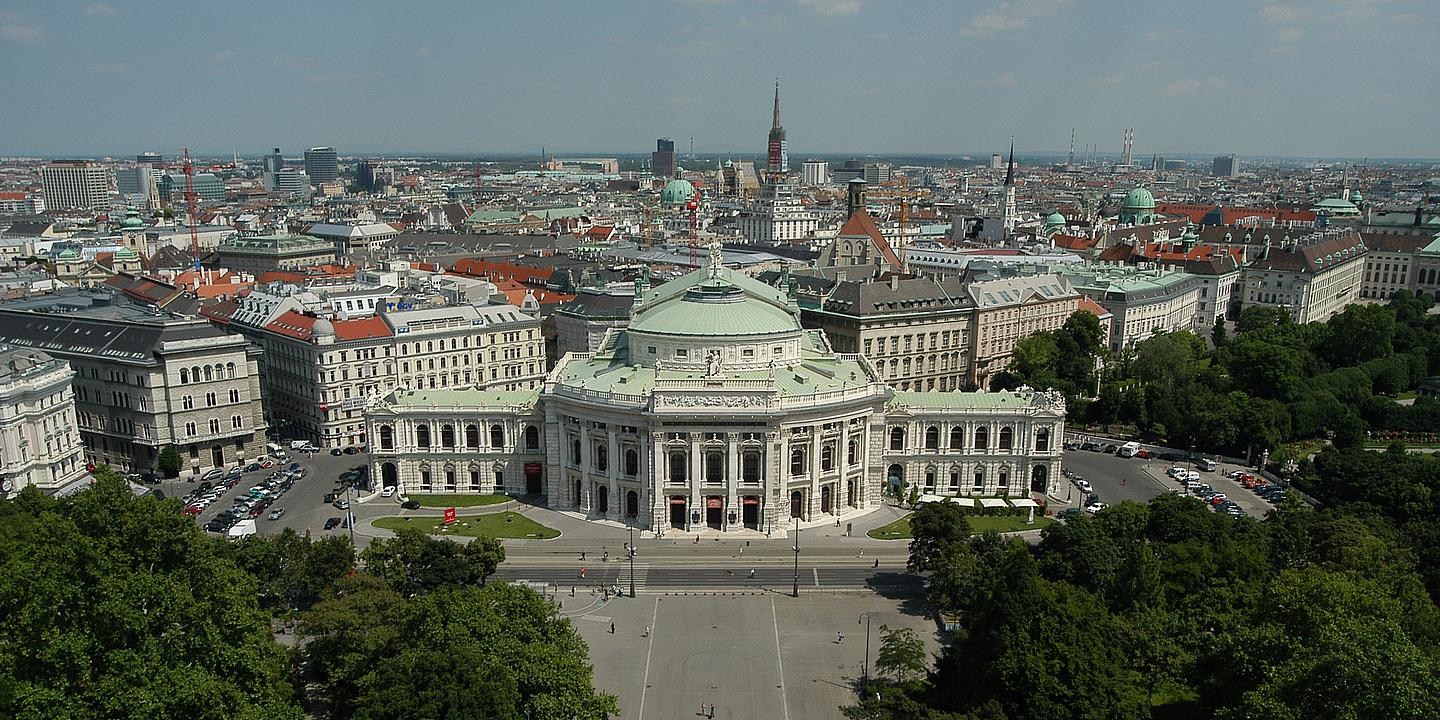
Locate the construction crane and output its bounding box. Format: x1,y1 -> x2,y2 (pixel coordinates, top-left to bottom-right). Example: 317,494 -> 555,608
897,175 -> 909,270
182,147 -> 200,265
687,189 -> 700,269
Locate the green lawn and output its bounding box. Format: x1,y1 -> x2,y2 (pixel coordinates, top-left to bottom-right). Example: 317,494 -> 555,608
867,512 -> 1055,540
373,511 -> 560,539
409,494 -> 511,508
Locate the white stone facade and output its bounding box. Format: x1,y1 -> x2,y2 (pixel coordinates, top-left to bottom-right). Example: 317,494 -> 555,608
0,349 -> 86,494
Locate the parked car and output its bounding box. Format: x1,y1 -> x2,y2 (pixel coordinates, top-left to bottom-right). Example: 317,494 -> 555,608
332,499 -> 350,510
323,492 -> 337,504
343,446 -> 359,455
202,467 -> 225,482
267,508 -> 286,521
400,500 -> 421,510
244,463 -> 262,473
288,462 -> 301,472
1057,508 -> 1083,521
381,486 -> 396,498
323,517 -> 342,530
330,448 -> 344,456
1075,479 -> 1093,494
1083,502 -> 1107,514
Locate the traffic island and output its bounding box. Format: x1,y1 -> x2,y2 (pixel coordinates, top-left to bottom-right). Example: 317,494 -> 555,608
372,511 -> 560,539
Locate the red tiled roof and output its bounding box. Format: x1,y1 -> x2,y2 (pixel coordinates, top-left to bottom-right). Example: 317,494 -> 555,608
449,258 -> 553,285
199,298 -> 240,324
1077,297 -> 1111,318
1052,234 -> 1097,251
0,192 -> 25,201
837,210 -> 903,272
266,310 -> 317,340
333,315 -> 392,341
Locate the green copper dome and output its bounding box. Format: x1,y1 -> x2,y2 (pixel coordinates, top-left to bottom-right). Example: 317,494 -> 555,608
630,279 -> 797,337
1045,211 -> 1066,228
1122,185 -> 1155,210
119,207 -> 144,230
660,178 -> 697,206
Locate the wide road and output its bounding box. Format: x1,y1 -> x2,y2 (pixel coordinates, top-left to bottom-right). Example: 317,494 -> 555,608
494,559 -> 920,593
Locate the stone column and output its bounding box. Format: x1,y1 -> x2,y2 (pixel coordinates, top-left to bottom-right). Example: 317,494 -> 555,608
650,431 -> 666,531
689,433 -> 701,531
725,433 -> 739,531
808,431 -> 821,520
578,425 -> 590,511
607,429 -> 619,521
766,430 -> 783,534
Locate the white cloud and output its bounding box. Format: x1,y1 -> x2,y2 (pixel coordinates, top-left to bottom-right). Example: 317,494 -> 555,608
796,0 -> 862,17
209,49 -> 236,64
86,61 -> 130,75
1259,4 -> 1302,23
963,0 -> 1072,36
1141,28 -> 1174,42
1163,76 -> 1229,97
415,46 -> 432,57
1271,26 -> 1305,43
83,3 -> 118,16
0,13 -> 44,43
995,71 -> 1017,87
738,14 -> 791,32
1087,72 -> 1126,86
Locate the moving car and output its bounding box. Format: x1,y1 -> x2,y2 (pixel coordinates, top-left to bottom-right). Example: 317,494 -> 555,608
330,448 -> 344,456
1074,479 -> 1093,494
400,500 -> 421,510
323,516 -> 342,530
332,499 -> 350,510
1083,502 -> 1107,514
381,486 -> 396,498
267,508 -> 286,521
1057,508 -> 1083,521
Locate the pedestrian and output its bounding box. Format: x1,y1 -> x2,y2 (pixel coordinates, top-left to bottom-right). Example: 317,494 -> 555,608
739,546 -> 744,557
836,632 -> 844,644
644,625 -> 650,637
873,558 -> 879,568
749,568 -> 756,578
580,551 -> 586,561
1122,477 -> 1128,486
610,622 -> 615,634
603,550 -> 609,562
694,535 -> 700,544
858,548 -> 865,558
579,567 -> 587,579
571,585 -> 576,597
707,704 -> 715,718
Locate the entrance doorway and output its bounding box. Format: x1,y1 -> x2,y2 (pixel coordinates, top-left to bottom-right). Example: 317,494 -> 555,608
626,490 -> 638,519
381,462 -> 398,488
211,445 -> 223,468
597,485 -> 609,514
742,496 -> 759,529
820,485 -> 833,514
524,463 -> 542,494
573,479 -> 582,508
705,496 -> 723,529
1031,465 -> 1049,493
846,480 -> 856,508
670,496 -> 687,529
790,490 -> 804,519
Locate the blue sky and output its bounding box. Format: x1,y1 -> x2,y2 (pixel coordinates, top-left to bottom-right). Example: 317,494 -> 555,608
0,0 -> 1434,158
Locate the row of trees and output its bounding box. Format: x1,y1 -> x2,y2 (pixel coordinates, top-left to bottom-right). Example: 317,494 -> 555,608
847,477 -> 1440,720
0,471 -> 615,720
1000,292 -> 1440,462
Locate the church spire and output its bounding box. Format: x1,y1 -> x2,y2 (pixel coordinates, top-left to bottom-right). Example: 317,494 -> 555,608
1004,138 -> 1015,187
772,79 -> 782,130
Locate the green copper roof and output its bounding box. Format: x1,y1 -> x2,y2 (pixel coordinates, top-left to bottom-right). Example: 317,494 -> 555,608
1045,211 -> 1066,228
390,386 -> 540,408
660,178 -> 697,205
629,279 -> 798,336
119,208 -> 144,229
889,388 -> 1040,410
1122,185 -> 1155,210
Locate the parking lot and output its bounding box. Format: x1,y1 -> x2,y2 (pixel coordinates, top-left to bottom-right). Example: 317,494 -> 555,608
1058,441 -> 1278,520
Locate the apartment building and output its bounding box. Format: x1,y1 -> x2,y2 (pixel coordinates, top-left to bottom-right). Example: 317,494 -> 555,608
1240,229 -> 1366,324
255,302 -> 545,448
0,294 -> 266,474
967,274 -> 1080,389
1359,232 -> 1433,300
1054,266 -> 1202,350
0,347 -> 87,494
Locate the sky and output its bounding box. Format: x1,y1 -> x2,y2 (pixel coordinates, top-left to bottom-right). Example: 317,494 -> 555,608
0,0 -> 1435,159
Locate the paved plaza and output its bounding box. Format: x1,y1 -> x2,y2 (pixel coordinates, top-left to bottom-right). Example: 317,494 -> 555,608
564,592 -> 940,720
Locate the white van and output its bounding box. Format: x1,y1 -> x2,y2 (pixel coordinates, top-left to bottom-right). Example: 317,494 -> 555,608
1117,442 -> 1141,458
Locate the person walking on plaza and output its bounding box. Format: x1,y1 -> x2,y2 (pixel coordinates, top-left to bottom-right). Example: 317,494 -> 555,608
837,631 -> 844,644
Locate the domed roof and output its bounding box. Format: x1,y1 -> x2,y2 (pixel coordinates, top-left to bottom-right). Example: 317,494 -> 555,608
1350,191 -> 1364,204
120,208 -> 144,230
630,279 -> 797,337
1122,185 -> 1155,210
660,178 -> 697,205
312,318 -> 335,337
1045,211 -> 1066,228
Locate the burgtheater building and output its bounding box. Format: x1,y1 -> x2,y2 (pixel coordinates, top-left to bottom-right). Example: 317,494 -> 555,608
365,249 -> 1065,532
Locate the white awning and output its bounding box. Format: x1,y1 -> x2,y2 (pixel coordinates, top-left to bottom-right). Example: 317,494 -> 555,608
919,495 -> 976,507
1008,498 -> 1039,508
978,498 -> 1008,509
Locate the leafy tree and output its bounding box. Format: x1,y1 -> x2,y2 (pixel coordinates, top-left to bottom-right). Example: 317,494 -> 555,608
875,625 -> 929,686
907,501 -> 972,573
1236,305 -> 1292,335
1322,303 -> 1396,367
0,471 -> 302,720
157,443 -> 183,476
359,526 -> 504,596
229,528 -> 355,612
354,646 -> 521,720
1211,315 -> 1228,347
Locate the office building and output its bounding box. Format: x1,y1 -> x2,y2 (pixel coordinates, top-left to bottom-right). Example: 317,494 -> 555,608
1240,228 -> 1366,323
136,152 -> 164,165
158,173 -> 225,203
267,168 -> 309,195
213,233 -> 338,274
304,147 -> 339,185
0,347 -> 87,494
1212,155 -> 1240,177
651,138 -> 676,179
863,163 -> 891,185
365,254 -> 1066,530
1054,266 -> 1204,350
767,81 -> 788,176
990,154 -> 1004,170
801,160 -> 829,186
40,161 -> 109,211
0,294 -> 267,475
115,166 -> 155,200
263,148 -> 285,174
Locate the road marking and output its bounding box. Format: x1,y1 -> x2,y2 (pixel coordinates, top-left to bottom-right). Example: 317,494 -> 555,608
637,596 -> 660,720
813,568 -> 820,586
578,614 -> 612,623
770,597 -> 791,720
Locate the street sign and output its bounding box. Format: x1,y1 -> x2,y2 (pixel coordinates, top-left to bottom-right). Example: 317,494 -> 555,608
443,507 -> 457,525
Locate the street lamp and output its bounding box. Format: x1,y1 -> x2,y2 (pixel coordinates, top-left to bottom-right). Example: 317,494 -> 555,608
857,613 -> 872,690
628,526 -> 636,598
792,516 -> 800,598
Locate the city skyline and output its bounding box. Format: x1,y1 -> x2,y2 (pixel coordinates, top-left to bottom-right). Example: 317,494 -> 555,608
0,1 -> 1435,158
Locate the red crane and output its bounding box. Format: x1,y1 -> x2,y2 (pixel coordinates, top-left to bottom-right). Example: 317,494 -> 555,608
182,147 -> 200,263
687,190 -> 699,268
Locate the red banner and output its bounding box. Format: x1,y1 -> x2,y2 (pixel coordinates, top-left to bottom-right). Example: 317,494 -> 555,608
443,507 -> 457,525
524,462 -> 541,473
706,498 -> 723,509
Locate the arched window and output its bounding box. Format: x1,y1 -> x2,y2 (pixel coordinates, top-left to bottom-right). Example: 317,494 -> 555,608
847,438 -> 859,465
595,444 -> 608,473
179,368 -> 189,384
790,446 -> 807,476
889,427 -> 905,451
415,424 -> 430,448
570,438 -> 581,465
949,427 -> 963,449
624,448 -> 638,476
999,427 -> 1013,450
203,366 -> 213,382
379,425 -> 394,450
924,426 -> 939,450
705,451 -> 723,483
1035,427 -> 1050,452
440,424 -> 455,448
525,426 -> 539,450
974,426 -> 989,450
465,424 -> 480,448
191,366 -> 201,383
669,451 -> 687,482
490,424 -> 505,448
742,452 -> 760,482
226,362 -> 235,378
